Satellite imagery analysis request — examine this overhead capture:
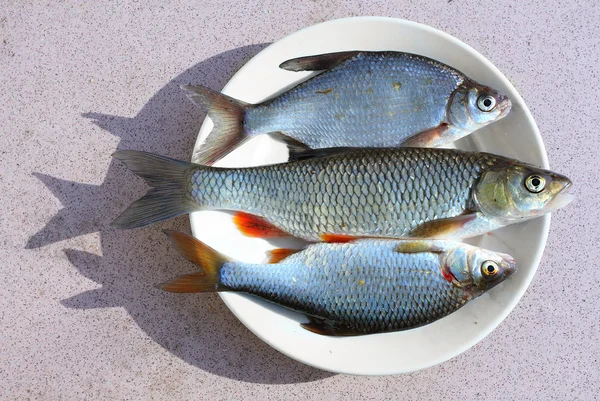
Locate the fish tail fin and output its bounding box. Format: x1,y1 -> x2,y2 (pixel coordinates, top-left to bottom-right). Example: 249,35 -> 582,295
111,150 -> 198,229
159,230 -> 229,292
182,84 -> 250,165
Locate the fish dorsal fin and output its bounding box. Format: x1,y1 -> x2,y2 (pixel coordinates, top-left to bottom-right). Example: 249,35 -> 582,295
279,51 -> 361,72
232,212 -> 290,238
408,213 -> 478,239
266,248 -> 301,263
287,147 -> 357,162
395,240 -> 446,254
301,317 -> 361,336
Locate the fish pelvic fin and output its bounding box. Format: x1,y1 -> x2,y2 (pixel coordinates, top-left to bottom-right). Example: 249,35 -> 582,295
159,230 -> 230,293
233,212 -> 291,238
181,85 -> 250,165
111,150 -> 198,229
266,248 -> 300,263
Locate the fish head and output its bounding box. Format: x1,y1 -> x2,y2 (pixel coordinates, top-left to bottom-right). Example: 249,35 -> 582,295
443,243 -> 516,295
473,162 -> 574,221
447,79 -> 512,132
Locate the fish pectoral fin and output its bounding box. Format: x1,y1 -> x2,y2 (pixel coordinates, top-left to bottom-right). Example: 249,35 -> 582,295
279,51 -> 361,72
399,123 -> 450,148
286,147 -> 357,162
232,212 -> 291,238
266,248 -> 301,263
268,132 -> 312,161
408,213 -> 478,238
301,317 -> 361,336
395,241 -> 445,254
320,234 -> 362,243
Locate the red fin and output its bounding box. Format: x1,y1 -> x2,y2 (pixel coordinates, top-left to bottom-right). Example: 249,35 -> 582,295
233,212 -> 289,238
266,248 -> 300,263
320,234 -> 359,243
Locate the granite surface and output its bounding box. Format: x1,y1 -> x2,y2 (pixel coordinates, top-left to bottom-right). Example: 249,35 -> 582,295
1,1 -> 598,399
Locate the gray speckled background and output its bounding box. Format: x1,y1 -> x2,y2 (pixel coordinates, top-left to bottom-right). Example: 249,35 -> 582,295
1,1 -> 598,399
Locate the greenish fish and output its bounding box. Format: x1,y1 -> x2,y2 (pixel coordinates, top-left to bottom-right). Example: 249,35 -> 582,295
111,147 -> 573,241
184,51 -> 511,165
159,231 -> 516,336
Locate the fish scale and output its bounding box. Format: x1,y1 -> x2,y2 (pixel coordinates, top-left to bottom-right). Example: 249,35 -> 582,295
246,52 -> 462,148
113,147 -> 572,239
188,148 -> 491,240
219,240 -> 469,334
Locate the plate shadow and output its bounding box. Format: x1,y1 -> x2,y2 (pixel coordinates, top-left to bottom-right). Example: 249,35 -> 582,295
29,44 -> 335,384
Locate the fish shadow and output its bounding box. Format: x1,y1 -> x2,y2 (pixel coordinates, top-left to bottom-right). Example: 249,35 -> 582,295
28,44 -> 334,384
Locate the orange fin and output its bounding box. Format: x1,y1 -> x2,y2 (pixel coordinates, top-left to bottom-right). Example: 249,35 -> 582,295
408,214 -> 477,239
158,272 -> 222,293
320,234 -> 360,243
266,248 -> 300,263
160,230 -> 228,292
400,123 -> 450,147
233,212 -> 289,238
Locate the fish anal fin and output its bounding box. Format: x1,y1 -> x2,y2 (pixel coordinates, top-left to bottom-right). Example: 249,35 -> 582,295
400,123 -> 450,148
408,214 -> 478,239
268,132 -> 312,161
395,241 -> 445,254
301,318 -> 361,336
266,248 -> 300,264
320,234 -> 360,243
233,212 -> 290,238
279,51 -> 361,72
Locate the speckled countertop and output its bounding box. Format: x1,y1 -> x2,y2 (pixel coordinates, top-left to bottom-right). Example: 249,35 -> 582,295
1,1 -> 598,399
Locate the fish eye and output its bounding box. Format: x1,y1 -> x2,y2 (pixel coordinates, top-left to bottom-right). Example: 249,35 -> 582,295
481,261 -> 500,277
477,95 -> 497,112
525,175 -> 546,193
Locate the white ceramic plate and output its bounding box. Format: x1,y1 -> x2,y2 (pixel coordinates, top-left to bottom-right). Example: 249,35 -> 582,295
189,17 -> 549,375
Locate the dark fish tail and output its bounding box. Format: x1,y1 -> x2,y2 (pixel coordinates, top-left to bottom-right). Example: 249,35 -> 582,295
159,230 -> 230,293
111,150 -> 198,229
181,85 -> 250,165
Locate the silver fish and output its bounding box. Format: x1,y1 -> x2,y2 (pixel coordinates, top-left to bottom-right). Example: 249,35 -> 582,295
160,231 -> 516,336
111,147 -> 574,240
184,51 -> 512,165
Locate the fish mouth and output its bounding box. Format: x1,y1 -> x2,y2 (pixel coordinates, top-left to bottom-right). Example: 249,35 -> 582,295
497,252 -> 517,277
496,95 -> 512,117
546,179 -> 575,211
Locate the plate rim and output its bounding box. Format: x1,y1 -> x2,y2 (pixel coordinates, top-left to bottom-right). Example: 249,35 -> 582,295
189,16 -> 550,375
